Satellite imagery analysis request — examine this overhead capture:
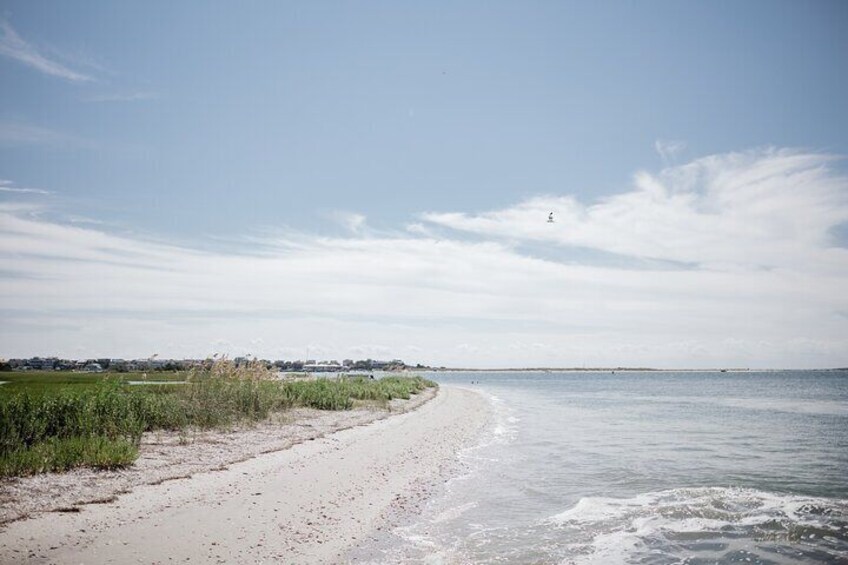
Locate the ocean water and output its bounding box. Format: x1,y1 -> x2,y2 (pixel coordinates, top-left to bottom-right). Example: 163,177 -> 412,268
362,371 -> 848,564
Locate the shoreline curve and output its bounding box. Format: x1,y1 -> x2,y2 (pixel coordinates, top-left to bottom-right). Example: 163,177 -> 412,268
0,385 -> 491,564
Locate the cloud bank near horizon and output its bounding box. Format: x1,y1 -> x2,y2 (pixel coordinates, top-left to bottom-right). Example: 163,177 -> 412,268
2,148 -> 847,368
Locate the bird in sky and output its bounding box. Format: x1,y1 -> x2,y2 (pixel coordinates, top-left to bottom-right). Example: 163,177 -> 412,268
548,212 -> 555,223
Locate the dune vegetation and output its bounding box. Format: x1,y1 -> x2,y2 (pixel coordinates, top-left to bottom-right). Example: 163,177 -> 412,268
0,361 -> 436,477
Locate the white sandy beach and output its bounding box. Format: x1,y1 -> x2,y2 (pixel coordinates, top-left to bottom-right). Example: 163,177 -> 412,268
0,385 -> 489,564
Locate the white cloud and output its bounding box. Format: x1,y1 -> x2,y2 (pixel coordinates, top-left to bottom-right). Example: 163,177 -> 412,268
1,148 -> 846,368
654,139 -> 687,163
0,19 -> 93,82
329,211 -> 367,234
66,215 -> 104,225
405,223 -> 435,237
0,200 -> 44,214
423,149 -> 848,273
0,179 -> 52,195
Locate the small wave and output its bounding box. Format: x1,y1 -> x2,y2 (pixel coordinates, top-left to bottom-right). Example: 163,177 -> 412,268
373,388 -> 520,563
547,487 -> 848,564
468,388 -> 519,449
431,501 -> 478,524
716,397 -> 848,417
577,393 -> 848,416
440,388 -> 518,498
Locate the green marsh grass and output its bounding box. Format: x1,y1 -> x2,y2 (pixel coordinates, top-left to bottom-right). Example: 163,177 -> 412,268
0,361 -> 436,476
0,370 -> 185,392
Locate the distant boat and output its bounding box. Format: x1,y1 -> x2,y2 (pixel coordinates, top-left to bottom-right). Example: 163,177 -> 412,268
720,369 -> 728,373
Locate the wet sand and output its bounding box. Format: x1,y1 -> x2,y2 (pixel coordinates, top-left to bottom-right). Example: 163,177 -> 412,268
0,386 -> 489,563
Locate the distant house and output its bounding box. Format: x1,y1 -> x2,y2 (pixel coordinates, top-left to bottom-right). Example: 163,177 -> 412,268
302,363 -> 341,373
83,362 -> 104,373
26,357 -> 59,371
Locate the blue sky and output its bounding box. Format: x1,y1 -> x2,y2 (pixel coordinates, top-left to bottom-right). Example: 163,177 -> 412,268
1,1 -> 847,367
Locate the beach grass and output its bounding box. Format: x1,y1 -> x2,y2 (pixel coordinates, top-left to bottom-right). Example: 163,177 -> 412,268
0,362 -> 436,477
0,436 -> 139,476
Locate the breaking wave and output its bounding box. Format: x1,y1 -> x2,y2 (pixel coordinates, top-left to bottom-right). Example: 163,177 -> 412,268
548,487 -> 848,564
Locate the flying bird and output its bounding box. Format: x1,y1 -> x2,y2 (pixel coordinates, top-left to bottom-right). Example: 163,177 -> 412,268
547,212 -> 555,223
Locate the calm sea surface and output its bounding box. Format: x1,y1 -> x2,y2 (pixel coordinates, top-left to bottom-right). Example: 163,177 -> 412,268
360,371 -> 848,564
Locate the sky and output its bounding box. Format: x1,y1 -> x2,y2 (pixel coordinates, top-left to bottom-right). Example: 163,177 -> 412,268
1,1 -> 847,368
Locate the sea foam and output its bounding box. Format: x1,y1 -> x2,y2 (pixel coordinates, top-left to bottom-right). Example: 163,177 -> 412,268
548,487 -> 848,564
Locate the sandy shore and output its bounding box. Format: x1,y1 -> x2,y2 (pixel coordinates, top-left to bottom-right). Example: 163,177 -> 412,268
1,387 -> 438,526
0,385 -> 489,563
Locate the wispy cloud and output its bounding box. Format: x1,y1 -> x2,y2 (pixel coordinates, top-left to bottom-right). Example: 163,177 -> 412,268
66,215 -> 104,225
0,122 -> 92,148
1,148 -> 846,368
0,18 -> 93,82
328,211 -> 367,234
0,179 -> 52,195
85,91 -> 160,103
654,139 -> 687,164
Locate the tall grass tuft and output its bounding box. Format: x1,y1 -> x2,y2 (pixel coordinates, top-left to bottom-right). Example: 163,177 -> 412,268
179,358 -> 288,427
0,361 -> 436,477
0,436 -> 138,476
